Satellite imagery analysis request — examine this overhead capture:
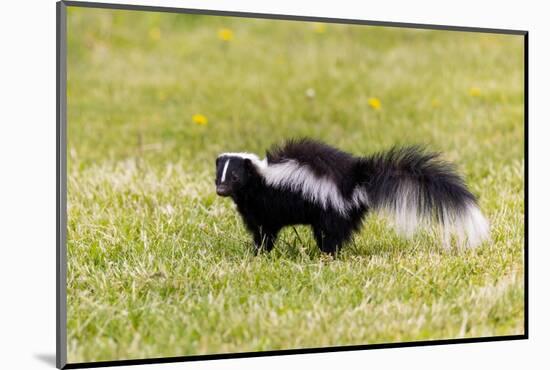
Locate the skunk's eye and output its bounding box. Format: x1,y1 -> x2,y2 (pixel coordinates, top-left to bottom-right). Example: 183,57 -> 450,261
231,172 -> 239,182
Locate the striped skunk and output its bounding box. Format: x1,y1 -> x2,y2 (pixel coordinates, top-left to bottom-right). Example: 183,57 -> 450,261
215,138 -> 489,255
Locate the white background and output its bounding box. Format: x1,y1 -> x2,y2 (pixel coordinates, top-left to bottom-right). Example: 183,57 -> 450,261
0,0 -> 547,369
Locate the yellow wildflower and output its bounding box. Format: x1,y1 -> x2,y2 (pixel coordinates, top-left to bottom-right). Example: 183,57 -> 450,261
469,87 -> 481,97
313,23 -> 327,34
368,97 -> 381,110
192,114 -> 208,126
431,98 -> 441,108
218,28 -> 234,42
149,27 -> 161,41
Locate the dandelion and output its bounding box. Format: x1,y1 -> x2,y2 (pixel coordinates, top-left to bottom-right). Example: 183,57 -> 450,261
149,27 -> 161,41
218,28 -> 234,42
368,97 -> 381,110
313,23 -> 327,34
192,114 -> 208,126
431,98 -> 441,108
469,87 -> 481,97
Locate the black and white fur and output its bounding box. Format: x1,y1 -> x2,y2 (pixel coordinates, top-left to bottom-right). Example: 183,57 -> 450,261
215,138 -> 489,255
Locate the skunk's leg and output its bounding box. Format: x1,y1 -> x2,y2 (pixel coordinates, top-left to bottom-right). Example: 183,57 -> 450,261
312,226 -> 342,256
313,220 -> 353,256
252,226 -> 279,254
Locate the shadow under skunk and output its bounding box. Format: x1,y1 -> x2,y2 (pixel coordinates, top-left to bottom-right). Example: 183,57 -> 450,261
215,138 -> 489,255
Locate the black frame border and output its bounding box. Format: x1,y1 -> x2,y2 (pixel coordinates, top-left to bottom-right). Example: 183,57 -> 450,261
56,1 -> 529,369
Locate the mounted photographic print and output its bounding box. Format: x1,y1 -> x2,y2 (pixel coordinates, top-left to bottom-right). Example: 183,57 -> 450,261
56,1 -> 527,368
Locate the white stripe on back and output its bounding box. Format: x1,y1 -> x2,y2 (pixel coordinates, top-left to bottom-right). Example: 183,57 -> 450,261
256,160 -> 368,216
221,158 -> 231,182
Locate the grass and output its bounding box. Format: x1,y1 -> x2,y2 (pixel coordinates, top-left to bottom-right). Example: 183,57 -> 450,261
65,7 -> 525,363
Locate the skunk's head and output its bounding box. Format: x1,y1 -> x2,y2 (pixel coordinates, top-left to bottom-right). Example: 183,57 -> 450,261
215,153 -> 260,197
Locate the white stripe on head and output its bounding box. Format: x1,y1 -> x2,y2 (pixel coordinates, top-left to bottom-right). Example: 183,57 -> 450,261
217,152 -> 267,169
221,158 -> 231,182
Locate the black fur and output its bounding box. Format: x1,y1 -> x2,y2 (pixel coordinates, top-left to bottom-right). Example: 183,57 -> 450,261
215,138 -> 482,255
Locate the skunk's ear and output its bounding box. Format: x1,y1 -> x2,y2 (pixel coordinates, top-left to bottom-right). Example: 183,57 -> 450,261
243,158 -> 255,173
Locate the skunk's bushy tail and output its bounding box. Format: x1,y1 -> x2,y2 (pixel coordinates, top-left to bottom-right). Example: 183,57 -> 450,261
357,146 -> 490,248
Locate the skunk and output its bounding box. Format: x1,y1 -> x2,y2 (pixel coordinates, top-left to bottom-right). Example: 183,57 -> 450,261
215,138 -> 489,255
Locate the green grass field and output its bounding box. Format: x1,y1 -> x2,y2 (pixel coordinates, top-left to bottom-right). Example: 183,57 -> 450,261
66,7 -> 525,363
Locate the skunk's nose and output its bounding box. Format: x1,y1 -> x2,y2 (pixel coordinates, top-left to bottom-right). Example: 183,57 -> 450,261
216,184 -> 231,196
